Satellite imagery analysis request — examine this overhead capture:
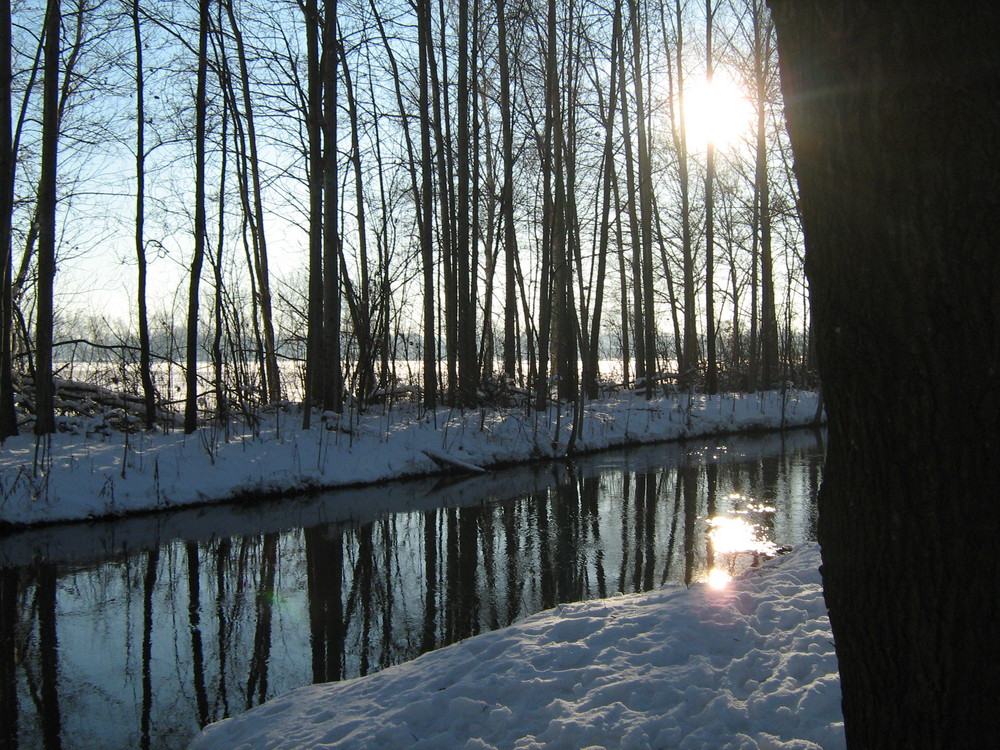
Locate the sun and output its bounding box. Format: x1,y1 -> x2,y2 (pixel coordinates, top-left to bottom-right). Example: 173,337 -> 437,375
683,69 -> 754,151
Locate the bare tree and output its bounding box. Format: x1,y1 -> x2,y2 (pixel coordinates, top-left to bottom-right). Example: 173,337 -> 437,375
418,0 -> 437,410
302,0 -> 323,427
34,0 -> 61,436
132,0 -> 156,428
184,0 -> 210,434
703,0 -> 718,394
0,0 -> 16,439
321,0 -> 342,412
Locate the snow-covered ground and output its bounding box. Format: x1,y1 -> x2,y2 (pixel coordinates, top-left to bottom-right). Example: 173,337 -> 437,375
0,389 -> 820,527
189,542 -> 843,750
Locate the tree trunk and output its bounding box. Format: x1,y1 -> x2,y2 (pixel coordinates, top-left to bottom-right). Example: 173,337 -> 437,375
617,33 -> 643,387
497,0 -> 518,382
418,0 -> 437,410
673,0 -> 698,387
769,2 -> 1000,747
0,0 -> 17,440
223,0 -> 281,405
132,0 -> 156,429
340,49 -> 374,403
321,0 -> 342,413
586,0 -> 622,399
302,0 -> 323,428
628,0 -> 655,397
184,0 -> 210,435
456,0 -> 477,405
34,0 -> 60,436
703,0 -> 718,394
753,2 -> 777,388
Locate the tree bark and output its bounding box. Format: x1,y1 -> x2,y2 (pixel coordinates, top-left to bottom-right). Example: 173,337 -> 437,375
223,0 -> 281,405
628,0 -> 655,397
456,0 -> 477,405
132,0 -> 156,429
418,0 -> 437,410
0,0 -> 16,440
703,0 -> 718,394
753,2 -> 777,388
302,0 -> 323,428
672,0 -> 698,387
496,0 -> 518,383
321,0 -> 342,413
617,32 -> 643,387
585,0 -> 622,399
184,0 -> 210,435
34,0 -> 61,436
340,48 -> 374,403
769,2 -> 1000,747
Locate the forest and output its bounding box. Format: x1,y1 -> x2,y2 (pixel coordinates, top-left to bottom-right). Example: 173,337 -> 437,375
0,0 -> 808,440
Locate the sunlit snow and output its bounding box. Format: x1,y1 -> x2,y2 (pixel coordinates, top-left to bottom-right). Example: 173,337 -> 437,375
0,390 -> 820,528
189,543 -> 843,750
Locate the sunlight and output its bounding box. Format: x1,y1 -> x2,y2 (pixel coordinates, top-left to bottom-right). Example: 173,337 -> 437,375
708,567 -> 733,590
683,69 -> 754,150
707,515 -> 778,555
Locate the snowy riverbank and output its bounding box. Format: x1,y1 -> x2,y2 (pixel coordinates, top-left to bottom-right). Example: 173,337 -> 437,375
1,389 -> 820,527
0,391 -> 817,525
189,542 -> 843,750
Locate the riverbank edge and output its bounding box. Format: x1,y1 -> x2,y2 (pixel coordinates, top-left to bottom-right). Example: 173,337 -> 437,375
1,389 -> 823,530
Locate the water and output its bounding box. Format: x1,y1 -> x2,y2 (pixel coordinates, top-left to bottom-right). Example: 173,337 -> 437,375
0,429 -> 825,750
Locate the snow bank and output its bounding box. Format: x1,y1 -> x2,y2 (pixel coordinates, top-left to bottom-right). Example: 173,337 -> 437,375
0,390 -> 820,527
189,543 -> 843,750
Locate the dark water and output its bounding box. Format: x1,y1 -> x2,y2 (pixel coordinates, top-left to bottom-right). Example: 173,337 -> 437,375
0,429 -> 825,750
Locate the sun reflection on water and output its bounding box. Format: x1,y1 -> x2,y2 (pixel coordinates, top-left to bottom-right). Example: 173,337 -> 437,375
705,495 -> 781,589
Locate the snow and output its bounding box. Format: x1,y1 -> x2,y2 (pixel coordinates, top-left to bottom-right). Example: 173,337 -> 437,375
1,389 -> 840,748
0,389 -> 820,528
188,543 -> 843,750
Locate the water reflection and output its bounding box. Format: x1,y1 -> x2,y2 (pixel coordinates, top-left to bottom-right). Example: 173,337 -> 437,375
0,429 -> 824,750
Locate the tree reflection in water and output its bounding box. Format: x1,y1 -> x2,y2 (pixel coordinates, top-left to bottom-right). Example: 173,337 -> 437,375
0,430 -> 824,750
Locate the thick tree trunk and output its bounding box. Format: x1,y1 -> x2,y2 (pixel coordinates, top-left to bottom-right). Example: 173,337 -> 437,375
769,2 -> 1000,747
